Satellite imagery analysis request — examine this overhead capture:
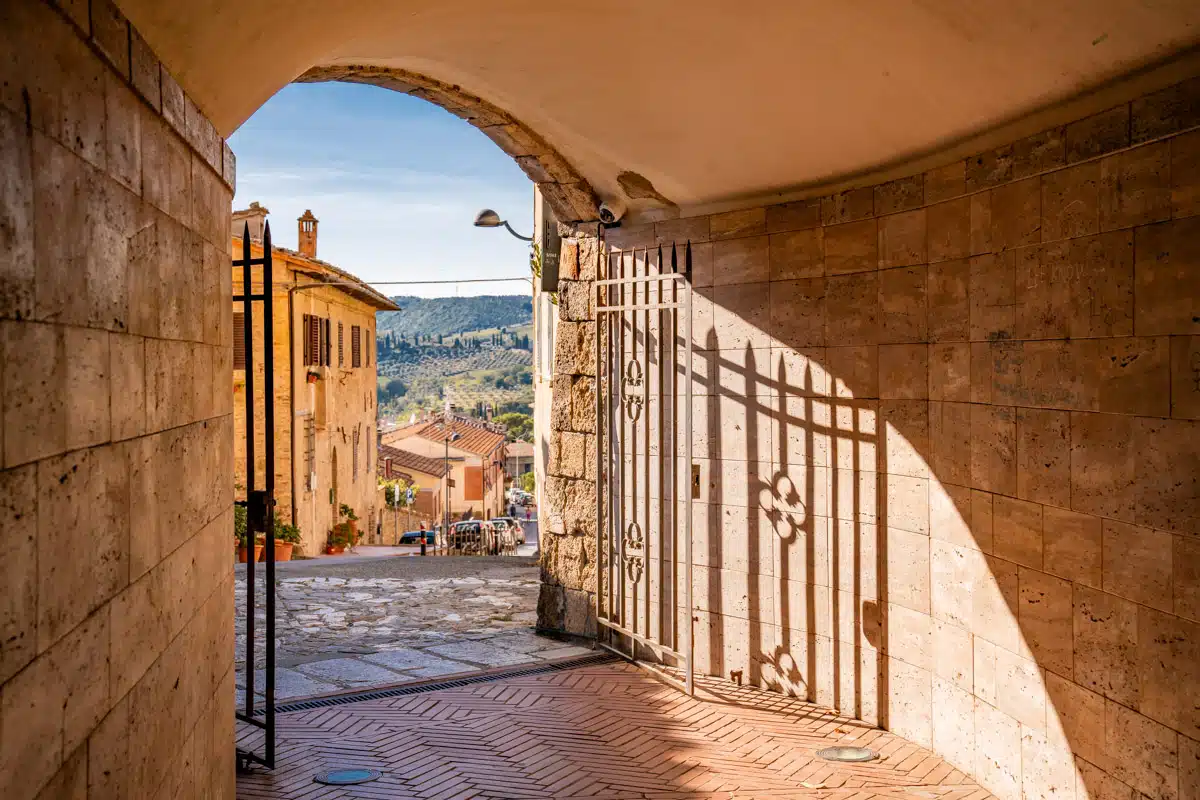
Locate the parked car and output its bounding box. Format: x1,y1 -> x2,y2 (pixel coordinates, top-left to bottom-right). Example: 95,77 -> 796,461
398,530 -> 434,545
448,520 -> 485,553
489,517 -> 525,545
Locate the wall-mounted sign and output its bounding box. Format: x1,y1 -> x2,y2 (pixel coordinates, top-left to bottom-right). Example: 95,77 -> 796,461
540,210 -> 561,293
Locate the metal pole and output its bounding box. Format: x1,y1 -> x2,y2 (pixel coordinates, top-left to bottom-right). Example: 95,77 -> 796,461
262,221 -> 276,767
445,437 -> 451,554
241,224 -> 256,722
684,243 -> 694,696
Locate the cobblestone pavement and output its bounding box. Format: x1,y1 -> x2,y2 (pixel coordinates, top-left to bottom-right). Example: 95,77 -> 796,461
234,550 -> 590,704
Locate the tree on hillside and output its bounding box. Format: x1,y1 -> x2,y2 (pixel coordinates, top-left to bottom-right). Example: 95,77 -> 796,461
385,378 -> 407,398
495,412 -> 533,443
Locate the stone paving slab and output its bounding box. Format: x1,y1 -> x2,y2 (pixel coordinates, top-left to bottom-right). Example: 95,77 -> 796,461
234,553 -> 587,702
426,640 -> 541,667
292,657 -> 414,687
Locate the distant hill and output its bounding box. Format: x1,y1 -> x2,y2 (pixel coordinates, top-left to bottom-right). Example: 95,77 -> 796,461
377,295 -> 532,339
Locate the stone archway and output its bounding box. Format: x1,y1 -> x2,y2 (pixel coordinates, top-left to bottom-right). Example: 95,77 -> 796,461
296,65 -> 601,224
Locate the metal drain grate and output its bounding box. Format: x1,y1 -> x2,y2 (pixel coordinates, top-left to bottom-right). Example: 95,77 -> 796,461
263,651 -> 618,715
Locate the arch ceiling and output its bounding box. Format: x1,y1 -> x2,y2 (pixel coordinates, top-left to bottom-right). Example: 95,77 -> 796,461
117,0 -> 1200,216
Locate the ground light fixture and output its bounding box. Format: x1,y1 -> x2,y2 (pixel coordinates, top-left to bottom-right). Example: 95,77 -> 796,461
312,768 -> 383,785
816,746 -> 880,763
473,208 -> 533,241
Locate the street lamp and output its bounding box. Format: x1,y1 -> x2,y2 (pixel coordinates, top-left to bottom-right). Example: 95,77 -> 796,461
473,208 -> 532,241
442,429 -> 461,553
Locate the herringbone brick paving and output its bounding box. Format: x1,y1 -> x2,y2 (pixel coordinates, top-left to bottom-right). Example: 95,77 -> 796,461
236,662 -> 993,800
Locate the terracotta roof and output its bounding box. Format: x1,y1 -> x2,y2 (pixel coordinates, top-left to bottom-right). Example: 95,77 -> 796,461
377,445 -> 449,478
230,225 -> 399,312
505,442 -> 534,457
410,413 -> 507,459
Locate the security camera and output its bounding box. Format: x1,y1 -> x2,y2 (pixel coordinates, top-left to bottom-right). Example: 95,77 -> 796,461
598,198 -> 627,225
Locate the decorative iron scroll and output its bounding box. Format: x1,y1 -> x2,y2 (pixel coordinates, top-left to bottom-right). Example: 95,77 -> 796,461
621,359 -> 644,421
623,521 -> 645,583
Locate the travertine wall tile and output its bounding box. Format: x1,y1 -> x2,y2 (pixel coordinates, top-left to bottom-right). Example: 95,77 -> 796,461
993,495 -> 1043,570
925,160 -> 967,204
1018,567 -> 1073,677
1064,105 -> 1130,163
1102,520 -> 1173,612
878,266 -> 927,343
926,197 -> 970,263
1074,585 -> 1139,707
1043,506 -> 1102,589
824,219 -> 878,276
1041,161 -> 1100,241
1015,407 -> 1070,507
765,199 -> 821,233
0,108 -> 35,323
1171,129 -> 1200,218
710,207 -> 765,240
1100,142 -> 1172,233
1171,336 -> 1200,419
878,209 -> 926,268
712,235 -> 768,284
822,187 -> 873,226
824,272 -> 879,345
769,278 -> 825,348
1134,216 -> 1200,336
768,228 -> 823,280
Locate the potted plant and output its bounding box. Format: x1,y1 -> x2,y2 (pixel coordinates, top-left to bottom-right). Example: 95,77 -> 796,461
274,514 -> 301,561
306,369 -> 320,384
339,504 -> 359,545
324,528 -> 349,555
234,505 -> 264,563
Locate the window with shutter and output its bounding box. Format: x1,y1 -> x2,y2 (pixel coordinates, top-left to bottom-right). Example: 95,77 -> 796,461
302,314 -> 311,365
323,318 -> 332,366
233,312 -> 246,370
306,314 -> 320,366
316,317 -> 324,366
366,331 -> 371,366
338,322 -> 344,367
352,426 -> 360,481
351,325 -> 361,368
304,416 -> 316,491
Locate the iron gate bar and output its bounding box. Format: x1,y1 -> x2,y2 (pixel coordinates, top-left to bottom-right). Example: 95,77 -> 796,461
234,221 -> 277,771
594,238 -> 693,695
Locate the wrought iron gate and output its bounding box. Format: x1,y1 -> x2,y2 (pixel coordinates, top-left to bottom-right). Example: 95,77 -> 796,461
595,240 -> 694,693
233,221 -> 277,770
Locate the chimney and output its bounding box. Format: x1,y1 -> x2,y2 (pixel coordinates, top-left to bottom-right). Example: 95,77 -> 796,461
231,201 -> 269,241
298,209 -> 318,258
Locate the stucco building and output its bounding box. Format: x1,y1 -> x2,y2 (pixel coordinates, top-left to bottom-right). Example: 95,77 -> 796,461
376,443 -> 446,541
380,413 -> 508,522
232,204 -> 398,555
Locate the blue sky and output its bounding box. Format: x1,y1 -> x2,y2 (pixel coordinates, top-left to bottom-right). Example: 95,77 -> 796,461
229,82 -> 534,298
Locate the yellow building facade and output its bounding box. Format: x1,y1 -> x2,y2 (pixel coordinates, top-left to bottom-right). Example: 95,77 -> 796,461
231,204 -> 398,556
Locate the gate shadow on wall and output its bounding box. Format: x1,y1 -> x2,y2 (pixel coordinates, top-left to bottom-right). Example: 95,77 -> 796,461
605,248 -> 891,727
690,329 -> 889,728
606,262 -> 1197,800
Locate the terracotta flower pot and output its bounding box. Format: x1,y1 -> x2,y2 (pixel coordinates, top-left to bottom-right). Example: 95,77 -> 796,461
237,545 -> 266,563
324,544 -> 345,555
274,542 -> 294,561
254,544 -> 265,562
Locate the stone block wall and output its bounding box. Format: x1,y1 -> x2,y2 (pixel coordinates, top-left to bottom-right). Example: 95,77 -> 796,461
540,77 -> 1200,799
0,1 -> 235,797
